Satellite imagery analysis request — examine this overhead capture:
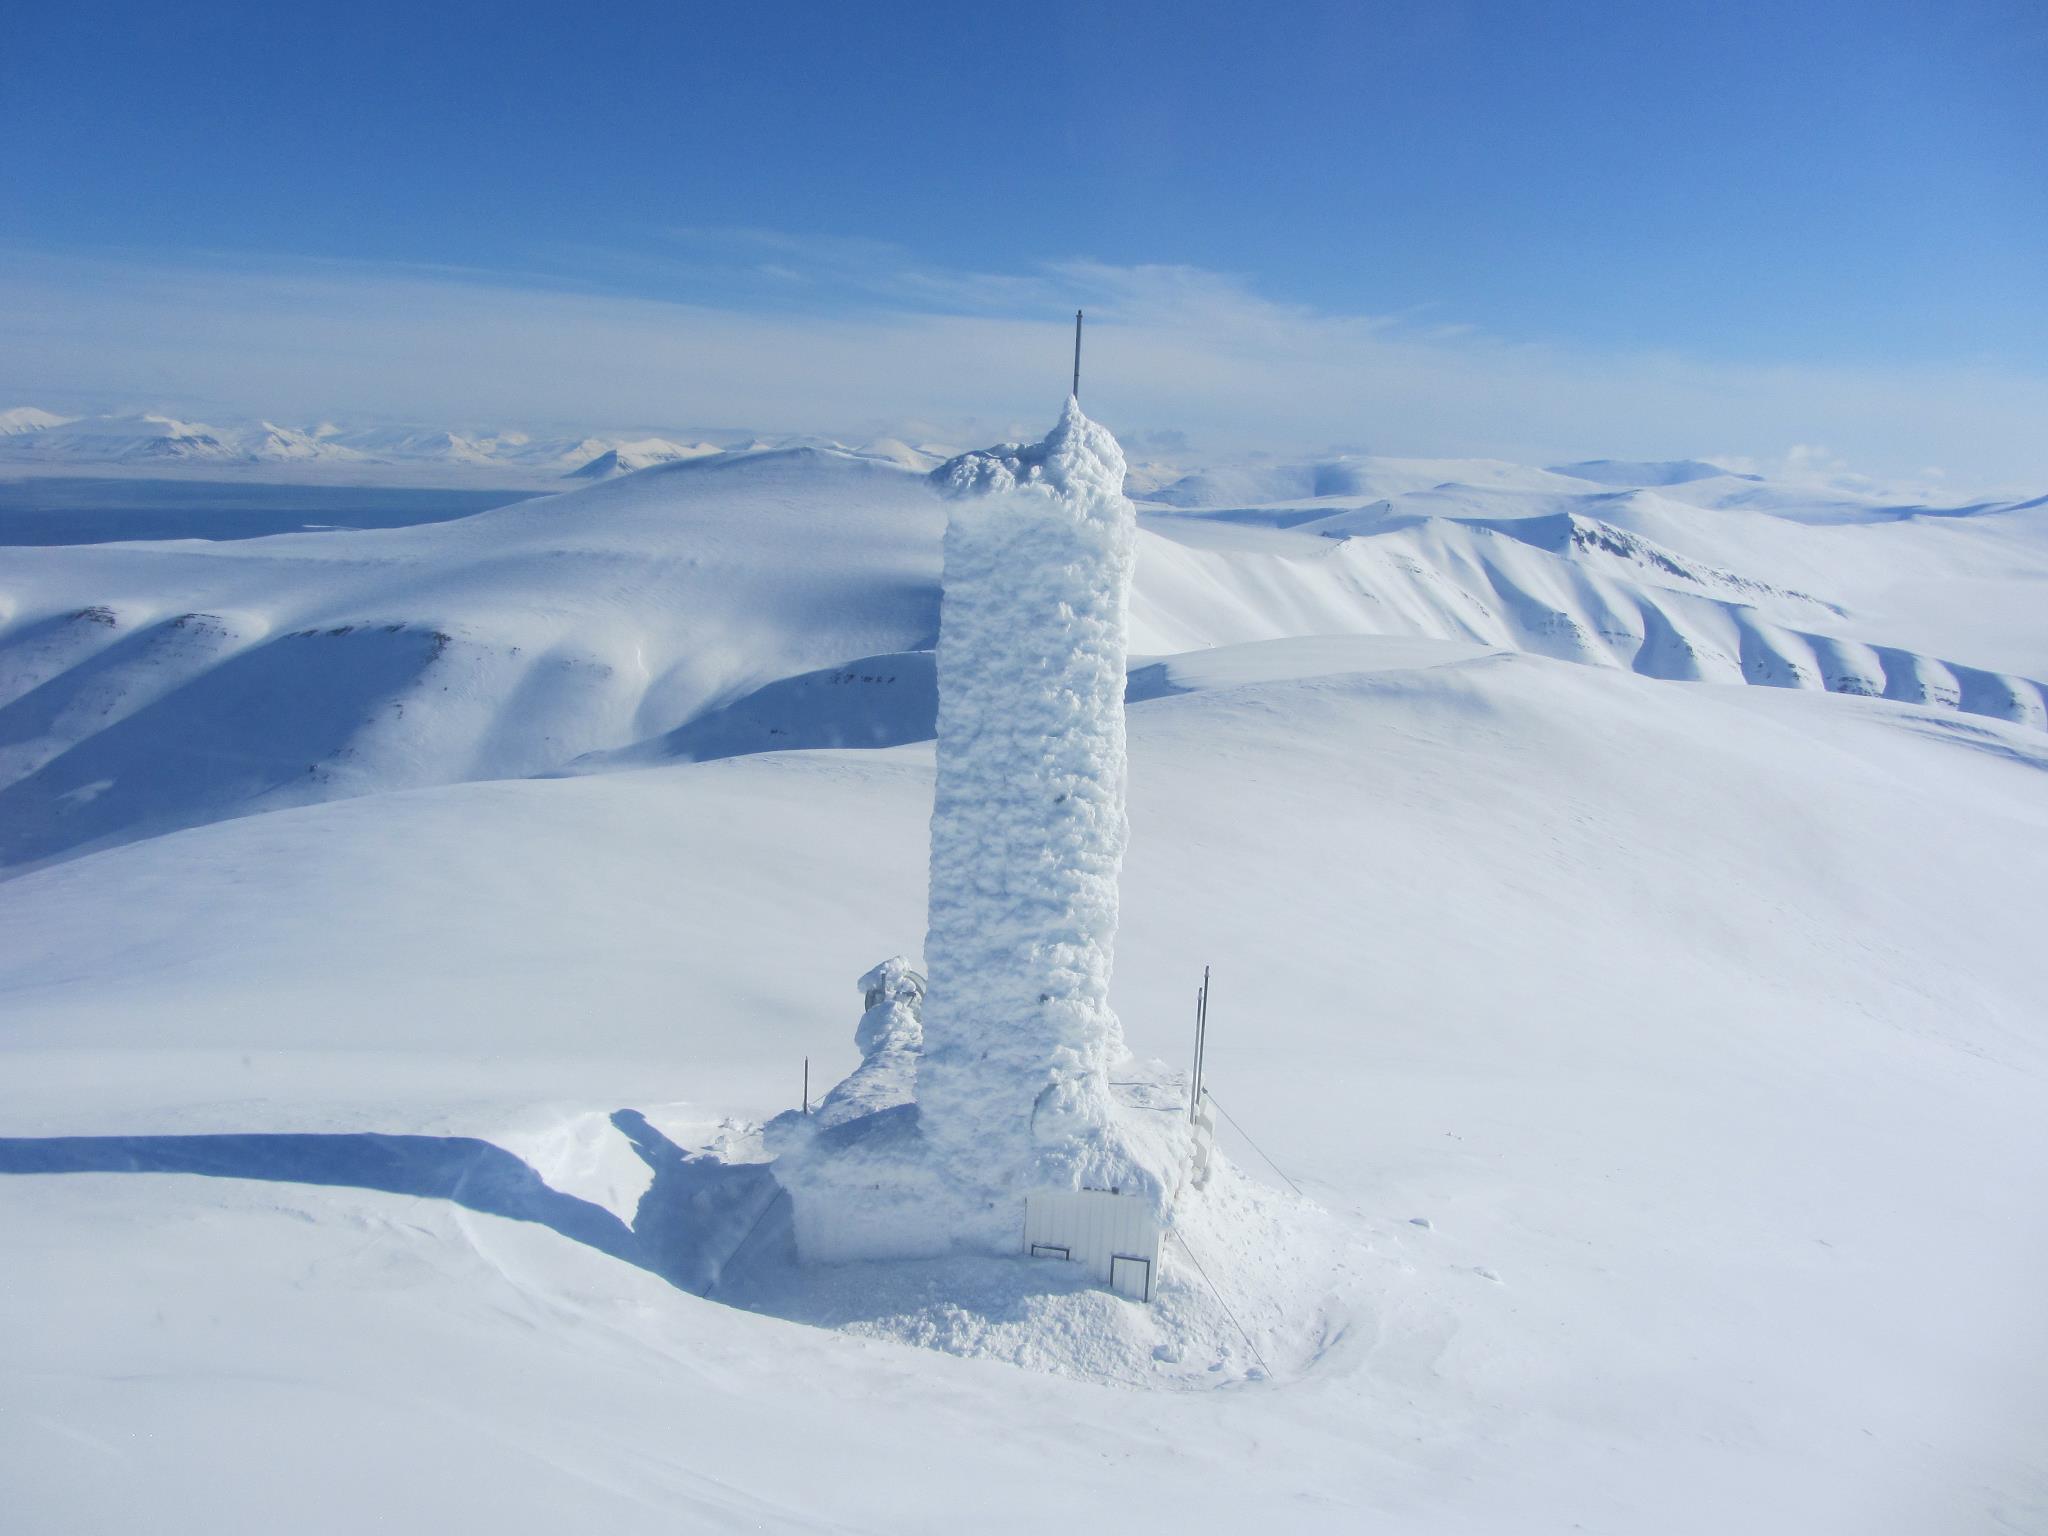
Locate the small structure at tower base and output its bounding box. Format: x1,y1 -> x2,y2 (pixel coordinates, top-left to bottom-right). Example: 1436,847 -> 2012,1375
1024,1190 -> 1161,1301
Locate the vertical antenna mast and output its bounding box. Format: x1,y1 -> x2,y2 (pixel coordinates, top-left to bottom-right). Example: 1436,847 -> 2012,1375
1072,309 -> 1083,399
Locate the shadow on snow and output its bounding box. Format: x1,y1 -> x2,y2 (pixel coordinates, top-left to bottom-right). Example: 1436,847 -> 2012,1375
0,1108 -> 1135,1341
0,1109 -> 795,1300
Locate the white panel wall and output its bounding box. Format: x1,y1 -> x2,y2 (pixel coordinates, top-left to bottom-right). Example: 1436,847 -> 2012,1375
1023,1190 -> 1161,1301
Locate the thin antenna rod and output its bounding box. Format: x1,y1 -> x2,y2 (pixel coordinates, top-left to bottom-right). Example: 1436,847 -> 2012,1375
1072,309 -> 1083,398
802,1056 -> 809,1116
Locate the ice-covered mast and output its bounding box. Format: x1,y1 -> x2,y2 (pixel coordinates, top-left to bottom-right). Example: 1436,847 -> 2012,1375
769,319 -> 1185,1292
915,380 -> 1167,1249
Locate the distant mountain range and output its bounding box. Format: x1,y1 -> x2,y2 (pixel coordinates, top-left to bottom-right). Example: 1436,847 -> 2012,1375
0,408 -> 943,481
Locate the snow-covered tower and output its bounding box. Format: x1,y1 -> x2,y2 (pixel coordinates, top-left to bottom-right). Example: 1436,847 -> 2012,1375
769,397 -> 1186,1299
916,397 -> 1161,1251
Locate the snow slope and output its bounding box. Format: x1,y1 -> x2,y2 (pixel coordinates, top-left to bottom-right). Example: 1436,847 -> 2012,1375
2,641 -> 2044,1532
1135,460 -> 2048,682
0,448 -> 943,869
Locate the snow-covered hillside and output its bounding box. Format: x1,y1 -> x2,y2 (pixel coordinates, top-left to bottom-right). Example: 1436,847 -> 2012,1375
2,443 -> 2043,873
2,429 -> 2044,1533
0,448 -> 944,870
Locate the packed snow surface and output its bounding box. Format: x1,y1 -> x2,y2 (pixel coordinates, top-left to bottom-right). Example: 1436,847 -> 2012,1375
1,421 -> 2046,1533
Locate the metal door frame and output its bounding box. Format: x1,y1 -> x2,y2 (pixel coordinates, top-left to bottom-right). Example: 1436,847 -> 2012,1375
1109,1252 -> 1152,1302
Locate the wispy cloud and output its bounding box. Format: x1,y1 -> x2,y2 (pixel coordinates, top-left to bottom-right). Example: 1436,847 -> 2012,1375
3,237 -> 2045,489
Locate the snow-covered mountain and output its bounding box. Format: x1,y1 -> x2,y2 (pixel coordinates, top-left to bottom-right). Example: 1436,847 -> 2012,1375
314,424 -> 509,465
565,437 -> 723,479
0,406 -> 71,436
2,420 -> 2044,1532
243,420 -> 375,464
0,411 -> 250,464
0,408 -> 737,479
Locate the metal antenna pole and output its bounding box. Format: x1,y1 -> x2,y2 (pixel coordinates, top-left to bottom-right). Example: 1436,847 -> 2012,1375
803,1056 -> 809,1116
1072,309 -> 1083,399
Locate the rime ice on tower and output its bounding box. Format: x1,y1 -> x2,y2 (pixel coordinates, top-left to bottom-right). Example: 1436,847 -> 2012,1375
768,398 -> 1189,1296
917,397 -> 1165,1246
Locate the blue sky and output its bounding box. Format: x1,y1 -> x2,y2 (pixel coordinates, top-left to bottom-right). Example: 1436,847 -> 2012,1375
3,0 -> 2044,478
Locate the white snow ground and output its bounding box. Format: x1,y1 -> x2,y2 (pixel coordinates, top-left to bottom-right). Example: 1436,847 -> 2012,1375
1,435 -> 2045,1533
